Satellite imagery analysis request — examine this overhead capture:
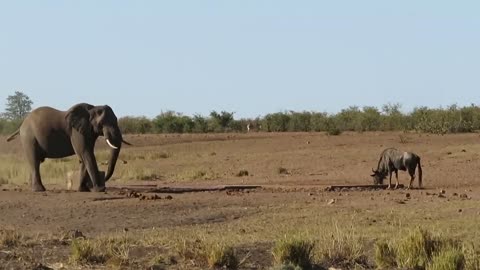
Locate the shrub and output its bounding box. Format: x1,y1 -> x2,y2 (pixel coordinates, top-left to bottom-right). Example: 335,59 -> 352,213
210,111 -> 235,132
153,111 -> 194,133
118,116 -> 153,134
288,112 -> 312,132
272,237 -> 315,270
262,112 -> 291,132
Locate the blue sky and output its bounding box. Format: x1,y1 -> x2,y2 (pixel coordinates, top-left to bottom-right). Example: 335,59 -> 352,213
1,1 -> 479,118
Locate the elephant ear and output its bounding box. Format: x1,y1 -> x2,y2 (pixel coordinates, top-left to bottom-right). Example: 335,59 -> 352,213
65,103 -> 95,138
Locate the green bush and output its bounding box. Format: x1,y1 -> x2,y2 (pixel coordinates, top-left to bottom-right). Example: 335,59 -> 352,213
153,111 -> 194,133
44,103 -> 480,135
118,116 -> 153,134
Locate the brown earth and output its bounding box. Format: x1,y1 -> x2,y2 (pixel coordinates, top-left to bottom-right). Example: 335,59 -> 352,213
0,132 -> 479,269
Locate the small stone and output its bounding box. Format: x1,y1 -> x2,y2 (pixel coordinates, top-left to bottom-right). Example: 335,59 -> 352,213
453,193 -> 458,196
406,193 -> 411,199
165,195 -> 173,200
327,199 -> 336,205
308,192 -> 314,196
438,194 -> 446,198
458,209 -> 463,213
460,194 -> 468,199
440,189 -> 446,194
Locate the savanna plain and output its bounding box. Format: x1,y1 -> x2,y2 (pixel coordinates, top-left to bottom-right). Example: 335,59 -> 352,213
0,132 -> 479,269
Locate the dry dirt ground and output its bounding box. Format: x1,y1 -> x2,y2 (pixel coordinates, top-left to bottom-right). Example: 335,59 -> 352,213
0,132 -> 479,269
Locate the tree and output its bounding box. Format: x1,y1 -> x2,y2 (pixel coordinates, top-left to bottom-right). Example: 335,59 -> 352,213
3,91 -> 33,120
210,111 -> 234,131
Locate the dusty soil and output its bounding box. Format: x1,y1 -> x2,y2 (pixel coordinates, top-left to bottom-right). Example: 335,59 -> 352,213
0,132 -> 479,269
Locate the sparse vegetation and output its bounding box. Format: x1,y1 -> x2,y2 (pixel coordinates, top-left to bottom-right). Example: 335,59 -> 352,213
316,226 -> 368,269
395,227 -> 438,269
236,169 -> 249,177
375,227 -> 479,270
272,236 -> 315,269
428,246 -> 465,270
374,240 -> 397,269
0,230 -> 23,248
278,167 -> 289,175
206,243 -> 239,269
70,239 -> 106,264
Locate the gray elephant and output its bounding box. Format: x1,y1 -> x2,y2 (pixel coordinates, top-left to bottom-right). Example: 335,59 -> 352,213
6,103 -> 129,192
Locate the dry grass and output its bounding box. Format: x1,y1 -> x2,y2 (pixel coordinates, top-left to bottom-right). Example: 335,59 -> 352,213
70,239 -> 106,264
374,240 -> 396,269
69,234 -> 135,267
316,225 -> 369,269
0,229 -> 23,248
272,236 -> 315,269
428,246 -> 465,270
206,243 -> 239,269
395,227 -> 439,269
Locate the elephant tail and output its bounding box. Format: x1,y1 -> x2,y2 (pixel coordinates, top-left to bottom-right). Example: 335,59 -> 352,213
6,129 -> 20,142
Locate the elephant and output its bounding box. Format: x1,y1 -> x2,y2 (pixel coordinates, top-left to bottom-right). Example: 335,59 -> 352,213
6,103 -> 130,192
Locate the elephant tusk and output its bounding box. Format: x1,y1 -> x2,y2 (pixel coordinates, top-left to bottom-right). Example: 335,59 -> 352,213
106,139 -> 119,149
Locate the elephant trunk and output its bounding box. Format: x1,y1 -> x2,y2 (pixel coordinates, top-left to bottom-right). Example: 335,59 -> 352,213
104,127 -> 122,181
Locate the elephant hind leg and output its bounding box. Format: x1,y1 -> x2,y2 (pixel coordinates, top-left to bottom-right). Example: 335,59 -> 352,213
28,154 -> 46,192
24,141 -> 46,192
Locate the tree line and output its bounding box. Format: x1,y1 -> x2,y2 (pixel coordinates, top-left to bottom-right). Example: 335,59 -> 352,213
1,92 -> 480,135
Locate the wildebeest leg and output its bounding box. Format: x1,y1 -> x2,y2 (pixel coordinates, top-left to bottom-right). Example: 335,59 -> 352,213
408,167 -> 416,189
394,170 -> 399,189
387,170 -> 393,189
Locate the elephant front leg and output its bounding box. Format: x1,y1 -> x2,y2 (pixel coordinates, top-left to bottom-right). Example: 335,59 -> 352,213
81,152 -> 105,192
71,133 -> 105,193
78,164 -> 92,192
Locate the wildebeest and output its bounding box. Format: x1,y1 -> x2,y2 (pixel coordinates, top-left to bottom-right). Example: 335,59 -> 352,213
370,148 -> 423,189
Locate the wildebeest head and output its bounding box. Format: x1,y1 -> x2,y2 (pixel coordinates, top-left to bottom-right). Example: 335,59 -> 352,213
371,168 -> 387,185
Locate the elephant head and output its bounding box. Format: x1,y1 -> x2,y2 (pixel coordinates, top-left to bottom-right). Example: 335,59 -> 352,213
66,103 -> 128,185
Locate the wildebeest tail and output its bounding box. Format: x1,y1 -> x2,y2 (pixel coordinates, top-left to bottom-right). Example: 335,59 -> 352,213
417,157 -> 423,188
6,129 -> 20,142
